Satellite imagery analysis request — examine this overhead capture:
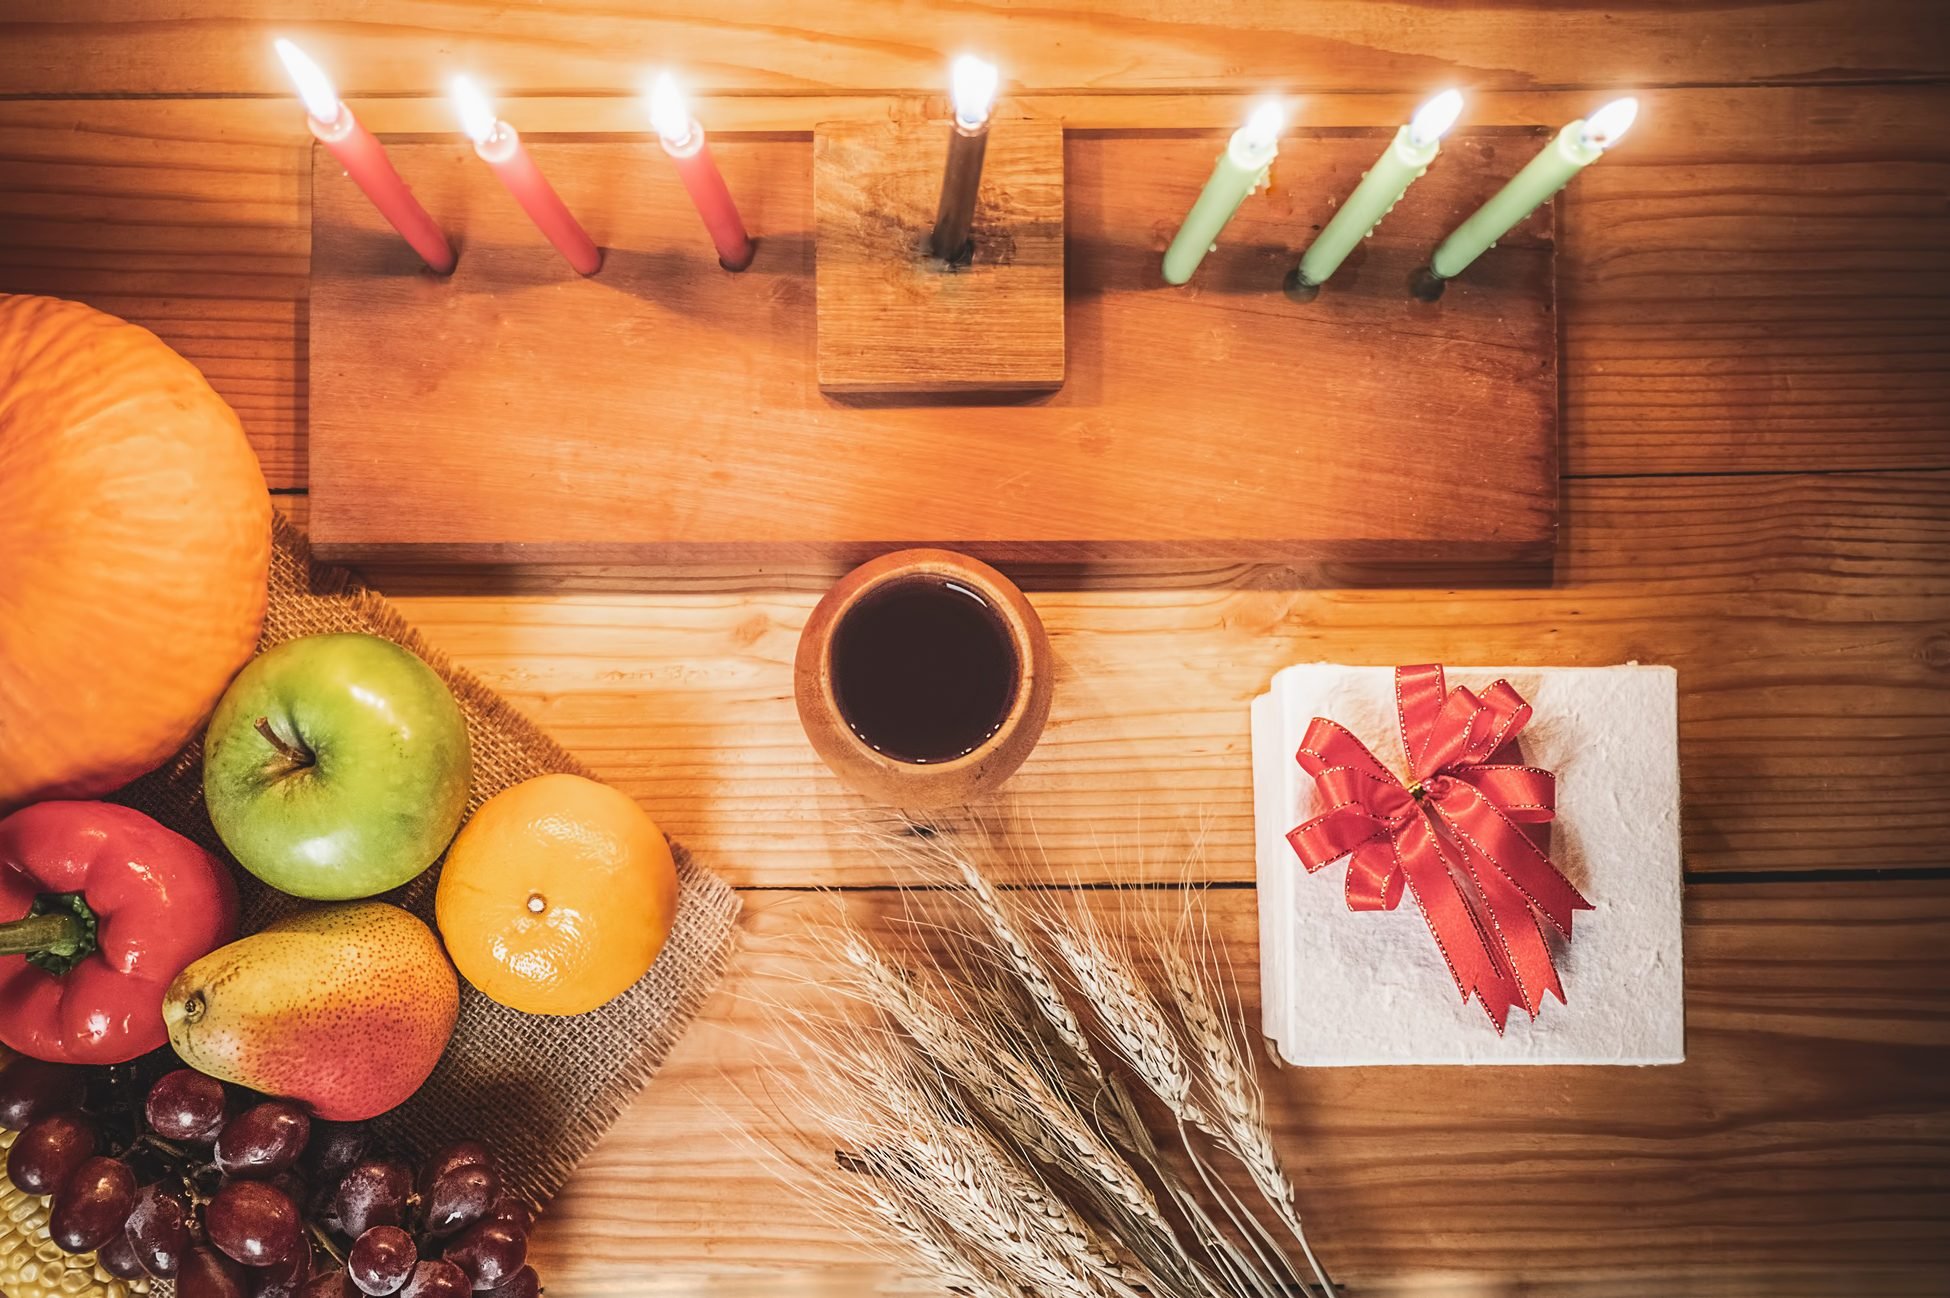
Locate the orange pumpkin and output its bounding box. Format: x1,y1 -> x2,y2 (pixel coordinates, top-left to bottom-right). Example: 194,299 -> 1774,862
0,295 -> 271,810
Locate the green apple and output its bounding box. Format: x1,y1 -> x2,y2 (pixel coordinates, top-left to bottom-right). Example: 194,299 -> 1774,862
203,633 -> 472,900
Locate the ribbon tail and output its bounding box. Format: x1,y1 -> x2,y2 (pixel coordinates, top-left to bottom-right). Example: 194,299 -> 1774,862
1437,787 -> 1593,937
1466,847 -> 1569,1017
1394,823 -> 1523,1034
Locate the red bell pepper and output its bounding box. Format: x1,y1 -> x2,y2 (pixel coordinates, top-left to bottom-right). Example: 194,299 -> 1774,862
0,802 -> 239,1065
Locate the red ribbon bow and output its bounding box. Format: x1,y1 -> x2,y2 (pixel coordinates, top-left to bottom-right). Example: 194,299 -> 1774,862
1285,664 -> 1593,1032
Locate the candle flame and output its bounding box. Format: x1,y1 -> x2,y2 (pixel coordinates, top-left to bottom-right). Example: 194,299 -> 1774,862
949,55 -> 999,130
1239,99 -> 1286,152
273,39 -> 341,123
647,72 -> 694,147
449,76 -> 499,144
1581,96 -> 1639,151
1408,89 -> 1465,148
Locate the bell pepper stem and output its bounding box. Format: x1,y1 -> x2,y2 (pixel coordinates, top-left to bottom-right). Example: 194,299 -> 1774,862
0,911 -> 87,959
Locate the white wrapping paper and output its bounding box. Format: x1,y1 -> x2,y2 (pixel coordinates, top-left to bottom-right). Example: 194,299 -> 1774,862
1252,664 -> 1684,1066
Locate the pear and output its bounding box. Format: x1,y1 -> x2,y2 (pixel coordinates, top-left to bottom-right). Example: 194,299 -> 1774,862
165,903 -> 459,1121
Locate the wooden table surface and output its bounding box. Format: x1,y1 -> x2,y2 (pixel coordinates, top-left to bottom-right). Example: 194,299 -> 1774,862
3,4 -> 1946,1294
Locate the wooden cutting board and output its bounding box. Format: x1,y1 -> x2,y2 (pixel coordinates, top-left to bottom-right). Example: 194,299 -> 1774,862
306,128 -> 1557,567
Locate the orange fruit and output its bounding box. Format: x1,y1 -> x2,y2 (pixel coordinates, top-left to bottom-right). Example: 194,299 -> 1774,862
435,774 -> 678,1016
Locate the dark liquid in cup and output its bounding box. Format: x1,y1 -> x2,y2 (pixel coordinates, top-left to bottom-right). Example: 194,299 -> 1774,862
831,576 -> 1021,764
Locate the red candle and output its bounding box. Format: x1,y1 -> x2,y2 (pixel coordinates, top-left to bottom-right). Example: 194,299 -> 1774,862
648,74 -> 754,272
275,40 -> 454,274
452,77 -> 602,275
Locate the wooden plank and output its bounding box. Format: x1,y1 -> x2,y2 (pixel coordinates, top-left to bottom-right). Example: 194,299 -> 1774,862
521,881 -> 1950,1292
0,98 -> 310,486
332,470 -> 1950,884
2,1 -> 1945,97
304,131 -> 1557,565
1,85 -> 1941,486
565,1273 -> 1950,1298
1558,85 -> 1950,476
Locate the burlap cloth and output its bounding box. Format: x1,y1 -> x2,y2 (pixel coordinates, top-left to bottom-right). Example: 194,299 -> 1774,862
111,513 -> 742,1213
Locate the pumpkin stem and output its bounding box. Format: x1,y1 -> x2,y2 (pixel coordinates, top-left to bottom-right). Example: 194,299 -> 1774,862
254,715 -> 315,769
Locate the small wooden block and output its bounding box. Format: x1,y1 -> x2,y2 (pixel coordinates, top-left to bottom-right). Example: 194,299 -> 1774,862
813,118 -> 1064,394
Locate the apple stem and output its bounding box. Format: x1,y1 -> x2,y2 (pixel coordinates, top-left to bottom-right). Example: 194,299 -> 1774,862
254,715 -> 314,768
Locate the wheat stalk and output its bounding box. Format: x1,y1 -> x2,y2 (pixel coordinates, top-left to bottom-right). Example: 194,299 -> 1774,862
1037,901 -> 1315,1298
755,820 -> 1333,1298
842,1042 -> 1136,1298
857,1174 -> 1021,1298
1157,929 -> 1334,1298
921,847 -> 1270,1298
840,933 -> 1168,1228
1043,920 -> 1204,1124
836,927 -> 1245,1298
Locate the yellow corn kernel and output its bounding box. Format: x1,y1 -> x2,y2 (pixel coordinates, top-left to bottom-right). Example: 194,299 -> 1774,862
1,1118 -> 146,1298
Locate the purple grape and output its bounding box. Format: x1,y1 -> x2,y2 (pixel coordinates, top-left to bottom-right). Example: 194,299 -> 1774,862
48,1155 -> 137,1253
478,1267 -> 539,1298
216,1102 -> 311,1179
347,1225 -> 418,1296
422,1161 -> 498,1237
146,1069 -> 230,1143
398,1261 -> 472,1298
127,1181 -> 193,1278
485,1197 -> 531,1235
0,1058 -> 84,1131
421,1142 -> 495,1185
207,1179 -> 302,1267
269,1167 -> 312,1213
298,1270 -> 358,1298
249,1236 -> 316,1298
302,1121 -> 372,1186
442,1218 -> 526,1291
333,1159 -> 413,1238
6,1112 -> 98,1194
180,1244 -> 250,1298
97,1228 -> 149,1281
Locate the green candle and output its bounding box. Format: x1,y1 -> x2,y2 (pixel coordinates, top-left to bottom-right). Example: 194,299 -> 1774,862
1429,96 -> 1638,282
1162,100 -> 1285,286
1293,90 -> 1463,292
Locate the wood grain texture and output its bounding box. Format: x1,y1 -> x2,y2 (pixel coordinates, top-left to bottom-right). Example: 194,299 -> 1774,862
300,470 -> 1950,885
519,881 -> 1950,1292
541,1272 -> 1950,1298
306,131 -> 1557,564
8,6 -> 1950,1290
813,117 -> 1066,393
2,85 -> 1941,486
2,1 -> 1946,96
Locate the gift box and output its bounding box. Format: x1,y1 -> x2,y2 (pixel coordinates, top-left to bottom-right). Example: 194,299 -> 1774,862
1252,663 -> 1683,1066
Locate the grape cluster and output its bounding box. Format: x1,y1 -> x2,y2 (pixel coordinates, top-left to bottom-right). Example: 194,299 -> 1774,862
0,1056 -> 541,1298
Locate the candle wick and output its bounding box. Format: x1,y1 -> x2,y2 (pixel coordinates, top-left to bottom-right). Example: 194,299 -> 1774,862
661,122 -> 704,158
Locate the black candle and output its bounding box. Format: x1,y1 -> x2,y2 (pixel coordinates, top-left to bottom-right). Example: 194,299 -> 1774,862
928,56 -> 998,262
